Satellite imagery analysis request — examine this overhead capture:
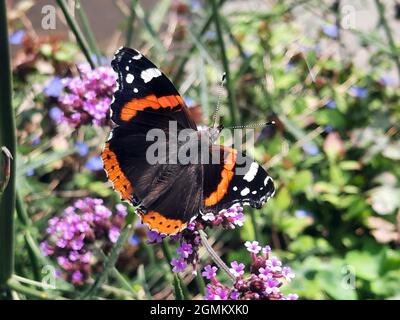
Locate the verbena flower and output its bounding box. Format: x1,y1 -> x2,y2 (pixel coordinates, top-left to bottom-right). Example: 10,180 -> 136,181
322,24 -> 338,38
202,265 -> 218,280
202,242 -> 297,300
349,86 -> 368,98
85,155 -> 104,172
40,198 -> 126,285
165,205 -> 245,273
245,241 -> 262,254
171,257 -> 187,273
55,64 -> 116,127
302,142 -> 320,156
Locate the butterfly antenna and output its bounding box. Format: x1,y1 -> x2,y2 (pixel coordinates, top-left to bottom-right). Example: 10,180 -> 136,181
226,121 -> 276,130
211,72 -> 226,128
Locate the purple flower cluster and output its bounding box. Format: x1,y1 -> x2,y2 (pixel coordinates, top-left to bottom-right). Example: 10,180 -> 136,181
165,205 -> 245,273
40,198 -> 127,285
201,204 -> 245,229
202,241 -> 298,300
55,64 -> 116,127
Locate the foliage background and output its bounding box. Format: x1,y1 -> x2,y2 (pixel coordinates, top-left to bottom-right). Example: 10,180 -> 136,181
1,0 -> 400,299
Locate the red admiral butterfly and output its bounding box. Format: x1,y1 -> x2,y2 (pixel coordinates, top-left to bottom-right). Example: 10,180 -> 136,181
102,47 -> 275,235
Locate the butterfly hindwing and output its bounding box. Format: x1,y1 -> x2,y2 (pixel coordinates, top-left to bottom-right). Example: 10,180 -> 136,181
203,145 -> 275,213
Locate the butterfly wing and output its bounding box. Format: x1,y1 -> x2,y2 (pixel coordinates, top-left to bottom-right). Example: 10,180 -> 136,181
203,145 -> 275,213
110,47 -> 197,130
103,47 -> 202,234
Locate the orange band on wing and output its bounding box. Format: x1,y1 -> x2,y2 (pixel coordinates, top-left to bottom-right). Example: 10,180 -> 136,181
140,210 -> 187,235
120,94 -> 183,121
101,143 -> 133,200
204,148 -> 237,207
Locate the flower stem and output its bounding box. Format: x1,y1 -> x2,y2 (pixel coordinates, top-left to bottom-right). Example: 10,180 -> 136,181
0,147 -> 12,196
161,241 -> 188,300
199,230 -> 235,281
111,267 -> 136,295
195,269 -> 206,296
56,0 -> 96,68
82,224 -> 132,299
0,0 -> 16,292
374,0 -> 400,79
7,277 -> 66,300
173,0 -> 226,84
16,191 -> 45,280
211,0 -> 239,126
125,0 -> 138,47
75,0 -> 102,64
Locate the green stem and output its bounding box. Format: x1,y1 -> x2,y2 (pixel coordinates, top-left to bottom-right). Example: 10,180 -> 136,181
82,224 -> 132,299
173,0 -> 226,84
374,0 -> 400,79
250,209 -> 262,243
75,0 -> 102,64
211,0 -> 239,126
111,267 -> 136,295
56,0 -> 96,68
135,3 -> 165,53
7,277 -> 66,300
126,0 -> 138,47
195,268 -> 206,296
0,1 -> 16,292
16,192 -> 44,280
199,230 -> 235,281
161,241 -> 188,300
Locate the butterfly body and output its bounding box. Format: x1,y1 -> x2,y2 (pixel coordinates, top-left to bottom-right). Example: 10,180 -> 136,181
102,47 -> 275,235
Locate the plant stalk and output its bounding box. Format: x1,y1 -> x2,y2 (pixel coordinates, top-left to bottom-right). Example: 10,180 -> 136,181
0,0 -> 16,292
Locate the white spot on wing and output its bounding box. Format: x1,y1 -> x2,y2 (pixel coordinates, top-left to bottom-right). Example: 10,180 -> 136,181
133,88 -> 138,93
264,176 -> 272,186
107,131 -> 113,141
233,186 -> 238,191
240,188 -> 250,196
141,68 -> 162,83
125,66 -> 129,71
132,52 -> 142,60
243,162 -> 259,182
126,73 -> 134,83
252,190 -> 257,195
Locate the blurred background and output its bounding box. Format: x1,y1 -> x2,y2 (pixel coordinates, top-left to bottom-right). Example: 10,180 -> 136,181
2,0 -> 400,299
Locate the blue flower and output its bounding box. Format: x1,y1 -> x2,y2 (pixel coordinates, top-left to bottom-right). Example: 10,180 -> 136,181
31,136 -> 41,145
85,156 -> 103,171
90,54 -> 109,66
325,100 -> 336,109
350,86 -> 368,98
26,168 -> 35,177
45,77 -> 64,97
204,31 -> 216,40
129,235 -> 140,246
184,96 -> 196,108
9,30 -> 25,45
295,209 -> 313,218
322,24 -> 338,38
285,62 -> 296,72
324,125 -> 334,133
75,142 -> 89,157
49,106 -> 63,123
191,0 -> 201,10
302,143 -> 320,156
380,75 -> 395,86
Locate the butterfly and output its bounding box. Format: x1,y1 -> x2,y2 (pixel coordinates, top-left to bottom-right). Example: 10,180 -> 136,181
102,47 -> 275,235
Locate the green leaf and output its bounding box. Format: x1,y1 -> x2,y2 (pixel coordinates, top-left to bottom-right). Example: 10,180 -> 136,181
345,250 -> 381,281
275,187 -> 291,211
288,170 -> 313,193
